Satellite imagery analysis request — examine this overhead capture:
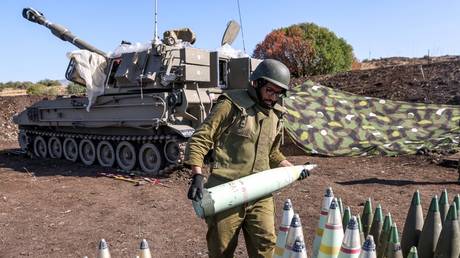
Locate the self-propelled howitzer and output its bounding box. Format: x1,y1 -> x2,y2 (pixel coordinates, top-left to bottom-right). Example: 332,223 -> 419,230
14,7 -> 261,175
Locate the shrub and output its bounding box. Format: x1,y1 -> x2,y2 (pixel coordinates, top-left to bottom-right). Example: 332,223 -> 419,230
26,84 -> 62,96
26,84 -> 48,95
253,23 -> 354,77
46,86 -> 62,96
37,79 -> 62,86
67,82 -> 86,95
0,81 -> 34,90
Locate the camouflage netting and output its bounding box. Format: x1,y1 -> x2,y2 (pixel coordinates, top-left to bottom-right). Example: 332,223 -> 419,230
284,81 -> 460,156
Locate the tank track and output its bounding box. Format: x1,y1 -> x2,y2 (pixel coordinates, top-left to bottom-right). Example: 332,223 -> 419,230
20,128 -> 186,176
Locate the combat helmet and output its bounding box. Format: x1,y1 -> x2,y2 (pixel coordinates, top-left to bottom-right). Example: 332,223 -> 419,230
250,59 -> 290,90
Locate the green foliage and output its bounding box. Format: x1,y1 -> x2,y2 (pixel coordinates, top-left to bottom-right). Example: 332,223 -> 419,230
67,82 -> 86,95
253,22 -> 354,77
0,81 -> 34,91
26,84 -> 48,95
26,84 -> 62,96
37,79 -> 62,86
46,86 -> 62,96
0,80 -> 67,95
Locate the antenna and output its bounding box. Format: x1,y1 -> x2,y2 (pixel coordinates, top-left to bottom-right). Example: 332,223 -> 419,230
236,0 -> 246,53
154,0 -> 159,41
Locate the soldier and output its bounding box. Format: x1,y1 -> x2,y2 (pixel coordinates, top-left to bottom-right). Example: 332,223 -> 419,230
184,59 -> 308,257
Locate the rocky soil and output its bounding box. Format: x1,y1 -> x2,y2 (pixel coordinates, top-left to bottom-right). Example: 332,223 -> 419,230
292,55 -> 460,105
0,96 -> 48,143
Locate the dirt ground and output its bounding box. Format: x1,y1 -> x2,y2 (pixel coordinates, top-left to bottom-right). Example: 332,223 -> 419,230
1,56 -> 460,257
0,140 -> 459,258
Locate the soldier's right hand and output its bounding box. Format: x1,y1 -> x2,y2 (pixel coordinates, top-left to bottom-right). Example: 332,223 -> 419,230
187,174 -> 205,201
298,162 -> 311,180
298,169 -> 310,180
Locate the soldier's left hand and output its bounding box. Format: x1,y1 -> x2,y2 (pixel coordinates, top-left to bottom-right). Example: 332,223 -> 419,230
187,174 -> 205,201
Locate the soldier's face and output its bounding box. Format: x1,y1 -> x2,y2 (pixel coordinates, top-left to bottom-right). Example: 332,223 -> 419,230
259,83 -> 284,108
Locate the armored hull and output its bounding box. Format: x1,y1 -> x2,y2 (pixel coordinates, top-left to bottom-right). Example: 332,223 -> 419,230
14,93 -> 193,175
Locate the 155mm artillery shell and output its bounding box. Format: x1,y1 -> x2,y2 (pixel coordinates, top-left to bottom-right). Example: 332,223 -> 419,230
192,164 -> 316,218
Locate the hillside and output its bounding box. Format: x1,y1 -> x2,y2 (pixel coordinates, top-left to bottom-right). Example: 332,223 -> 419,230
292,55 -> 460,105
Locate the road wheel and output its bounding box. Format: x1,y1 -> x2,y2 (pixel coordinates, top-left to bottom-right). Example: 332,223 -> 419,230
33,136 -> 47,158
97,141 -> 115,167
79,139 -> 96,165
63,138 -> 78,162
18,131 -> 29,151
48,136 -> 63,159
163,139 -> 180,164
139,143 -> 163,175
116,141 -> 136,171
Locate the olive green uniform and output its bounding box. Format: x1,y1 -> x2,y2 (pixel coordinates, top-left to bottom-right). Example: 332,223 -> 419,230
184,89 -> 286,258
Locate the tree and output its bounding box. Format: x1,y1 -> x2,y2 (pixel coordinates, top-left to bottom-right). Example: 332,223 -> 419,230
37,79 -> 61,86
0,81 -> 34,90
26,84 -> 48,95
253,23 -> 354,77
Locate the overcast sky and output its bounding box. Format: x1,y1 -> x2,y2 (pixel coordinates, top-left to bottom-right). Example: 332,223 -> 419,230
2,0 -> 459,82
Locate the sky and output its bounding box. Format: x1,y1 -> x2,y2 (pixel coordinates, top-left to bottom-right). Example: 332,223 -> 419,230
1,0 -> 460,83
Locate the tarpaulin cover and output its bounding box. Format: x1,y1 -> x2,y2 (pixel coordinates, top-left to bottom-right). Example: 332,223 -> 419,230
67,50 -> 107,111
284,81 -> 460,156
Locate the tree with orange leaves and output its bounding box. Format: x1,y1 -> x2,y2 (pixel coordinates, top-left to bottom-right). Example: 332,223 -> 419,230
253,23 -> 354,78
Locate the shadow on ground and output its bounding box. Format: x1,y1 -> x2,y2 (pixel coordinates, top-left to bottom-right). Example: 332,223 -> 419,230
337,177 -> 460,186
0,148 -> 118,177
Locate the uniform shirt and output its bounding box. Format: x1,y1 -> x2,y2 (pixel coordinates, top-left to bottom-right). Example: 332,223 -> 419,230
184,90 -> 286,180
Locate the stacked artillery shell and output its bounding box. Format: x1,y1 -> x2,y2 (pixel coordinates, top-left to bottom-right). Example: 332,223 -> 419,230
138,239 -> 152,258
289,237 -> 308,258
433,203 -> 460,258
417,195 -> 442,258
454,194 -> 460,220
97,239 -> 111,258
318,198 -> 344,258
274,199 -> 295,258
377,213 -> 392,258
359,235 -> 377,258
313,187 -> 335,258
338,198 -> 344,218
361,198 -> 373,238
439,189 -> 449,224
338,216 -> 361,258
455,195 -> 460,229
285,214 -> 305,258
357,216 -> 365,245
385,223 -> 403,258
401,191 -> 424,257
342,207 -> 352,232
368,204 -> 383,249
407,246 -> 419,258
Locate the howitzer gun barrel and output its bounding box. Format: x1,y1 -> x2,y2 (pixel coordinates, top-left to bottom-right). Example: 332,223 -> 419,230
22,7 -> 107,57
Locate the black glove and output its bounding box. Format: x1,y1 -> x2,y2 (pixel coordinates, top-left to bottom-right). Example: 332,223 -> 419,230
298,168 -> 310,180
187,174 -> 205,201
